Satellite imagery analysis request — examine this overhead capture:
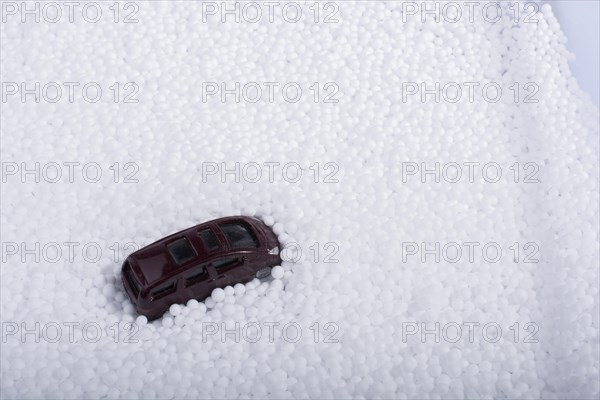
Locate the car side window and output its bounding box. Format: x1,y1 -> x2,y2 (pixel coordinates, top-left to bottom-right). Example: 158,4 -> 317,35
198,228 -> 220,252
219,222 -> 259,249
167,237 -> 197,266
212,256 -> 239,270
185,267 -> 208,286
152,281 -> 175,299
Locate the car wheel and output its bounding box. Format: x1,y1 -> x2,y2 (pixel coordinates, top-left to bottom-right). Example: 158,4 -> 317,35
255,266 -> 272,279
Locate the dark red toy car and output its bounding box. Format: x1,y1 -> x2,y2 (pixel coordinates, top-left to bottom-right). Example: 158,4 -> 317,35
121,216 -> 281,320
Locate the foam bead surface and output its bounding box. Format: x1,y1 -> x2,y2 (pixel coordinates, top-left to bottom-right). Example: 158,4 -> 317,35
1,1 -> 599,399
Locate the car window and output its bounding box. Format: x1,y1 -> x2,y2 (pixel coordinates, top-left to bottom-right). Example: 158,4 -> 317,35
212,256 -> 239,270
185,267 -> 208,286
219,223 -> 259,249
167,237 -> 197,266
152,281 -> 175,299
198,228 -> 220,252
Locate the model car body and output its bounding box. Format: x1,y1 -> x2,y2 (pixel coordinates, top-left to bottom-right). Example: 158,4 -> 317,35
121,216 -> 281,320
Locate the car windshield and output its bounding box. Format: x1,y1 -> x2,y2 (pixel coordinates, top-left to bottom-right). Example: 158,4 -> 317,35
220,222 -> 259,249
167,237 -> 197,266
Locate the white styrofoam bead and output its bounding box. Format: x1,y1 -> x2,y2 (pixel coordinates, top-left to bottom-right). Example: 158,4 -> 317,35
211,288 -> 226,303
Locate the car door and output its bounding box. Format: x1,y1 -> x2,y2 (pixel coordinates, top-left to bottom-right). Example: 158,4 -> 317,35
182,262 -> 215,303
209,254 -> 246,286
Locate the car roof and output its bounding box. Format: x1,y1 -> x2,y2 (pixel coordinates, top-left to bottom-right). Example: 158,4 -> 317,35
128,216 -> 265,285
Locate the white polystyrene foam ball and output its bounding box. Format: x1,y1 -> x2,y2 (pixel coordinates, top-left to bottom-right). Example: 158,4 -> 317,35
187,299 -> 199,309
271,266 -> 285,280
234,283 -> 246,295
162,317 -> 174,328
272,222 -> 284,235
211,288 -> 226,303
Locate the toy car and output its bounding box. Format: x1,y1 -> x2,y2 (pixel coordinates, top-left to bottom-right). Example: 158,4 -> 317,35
121,216 -> 281,320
